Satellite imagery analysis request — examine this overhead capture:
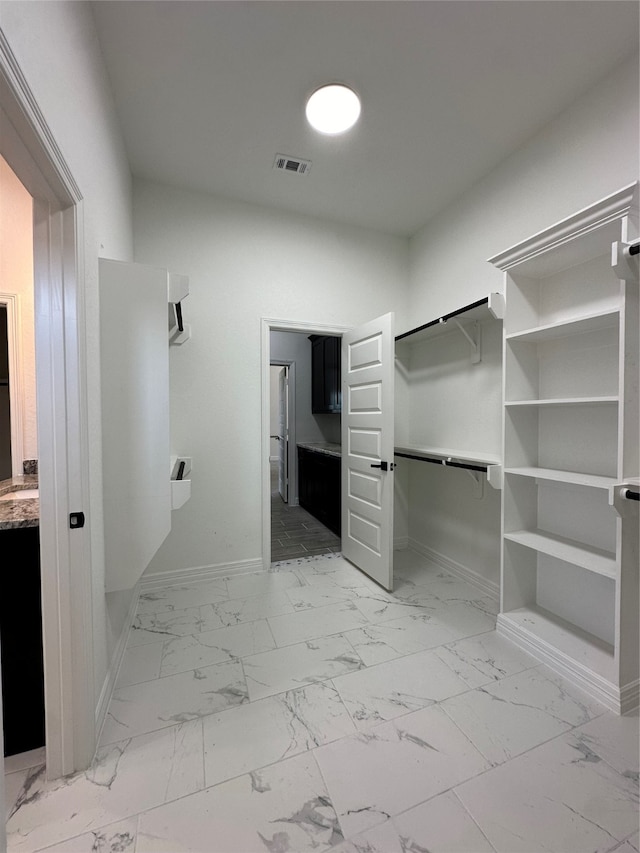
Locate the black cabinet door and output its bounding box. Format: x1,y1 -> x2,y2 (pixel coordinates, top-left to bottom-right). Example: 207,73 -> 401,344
310,335 -> 341,414
297,447 -> 341,536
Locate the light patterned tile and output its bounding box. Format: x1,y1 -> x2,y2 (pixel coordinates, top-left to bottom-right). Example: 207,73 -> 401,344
432,631 -> 537,688
242,635 -> 364,701
100,661 -> 247,744
128,607 -> 202,647
224,570 -> 303,599
456,730 -> 639,852
332,647 -> 469,730
137,752 -> 344,853
160,620 -> 275,676
391,791 -> 495,852
117,642 -> 163,687
202,681 -> 356,787
441,667 -> 604,765
7,722 -> 204,853
344,613 -> 458,666
268,600 -> 370,646
136,580 -> 229,615
200,592 -> 296,630
32,817 -> 138,852
565,709 -> 639,777
315,704 -> 490,837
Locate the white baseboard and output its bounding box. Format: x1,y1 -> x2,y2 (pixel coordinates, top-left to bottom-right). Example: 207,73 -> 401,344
407,538 -> 499,599
94,583 -> 141,744
140,557 -> 265,591
394,536 -> 409,550
497,613 -> 639,715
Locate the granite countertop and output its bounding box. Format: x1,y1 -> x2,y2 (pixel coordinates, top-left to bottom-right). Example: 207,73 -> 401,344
297,442 -> 342,458
0,475 -> 40,530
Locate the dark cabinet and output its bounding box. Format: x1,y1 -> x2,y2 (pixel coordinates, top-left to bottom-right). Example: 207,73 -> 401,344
310,335 -> 341,414
298,447 -> 341,536
1,526 -> 45,756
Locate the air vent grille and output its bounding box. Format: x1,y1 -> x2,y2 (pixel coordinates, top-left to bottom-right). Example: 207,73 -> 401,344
274,154 -> 312,176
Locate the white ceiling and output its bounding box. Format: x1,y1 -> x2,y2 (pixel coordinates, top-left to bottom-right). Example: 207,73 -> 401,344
91,1 -> 639,237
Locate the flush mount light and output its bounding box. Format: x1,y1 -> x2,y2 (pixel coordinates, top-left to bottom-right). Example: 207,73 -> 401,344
305,84 -> 361,135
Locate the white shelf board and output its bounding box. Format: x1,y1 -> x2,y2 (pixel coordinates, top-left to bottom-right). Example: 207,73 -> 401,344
505,396 -> 618,407
506,309 -> 620,343
499,606 -> 615,681
394,444 -> 500,468
504,467 -> 618,490
504,529 -> 617,578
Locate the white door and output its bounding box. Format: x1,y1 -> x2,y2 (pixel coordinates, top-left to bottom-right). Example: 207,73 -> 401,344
341,312 -> 395,590
278,366 -> 289,502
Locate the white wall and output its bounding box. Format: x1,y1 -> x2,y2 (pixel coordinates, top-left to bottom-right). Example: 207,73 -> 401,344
134,178 -> 408,577
406,53 -> 639,591
0,155 -> 36,465
0,1 -> 134,703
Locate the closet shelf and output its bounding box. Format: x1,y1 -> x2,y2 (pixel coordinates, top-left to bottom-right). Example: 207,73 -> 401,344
498,607 -> 615,681
395,293 -> 504,345
504,467 -> 618,490
506,308 -> 620,343
504,529 -> 617,578
505,396 -> 618,407
394,444 -> 500,473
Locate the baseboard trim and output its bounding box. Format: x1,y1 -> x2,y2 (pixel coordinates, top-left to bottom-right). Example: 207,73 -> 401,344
497,613 -> 639,715
140,558 -> 265,591
407,538 -> 499,599
394,536 -> 409,550
94,583 -> 141,744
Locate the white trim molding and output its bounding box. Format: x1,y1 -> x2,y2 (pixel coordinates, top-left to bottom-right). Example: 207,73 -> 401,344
408,538 -> 500,600
140,558 -> 265,592
0,292 -> 24,476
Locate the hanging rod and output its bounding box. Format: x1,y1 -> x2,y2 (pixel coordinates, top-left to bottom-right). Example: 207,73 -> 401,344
622,488 -> 640,501
628,244 -> 640,256
395,297 -> 489,343
393,451 -> 488,473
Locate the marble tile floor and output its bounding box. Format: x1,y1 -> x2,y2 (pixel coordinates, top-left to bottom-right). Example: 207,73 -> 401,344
271,463 -> 341,561
4,551 -> 639,853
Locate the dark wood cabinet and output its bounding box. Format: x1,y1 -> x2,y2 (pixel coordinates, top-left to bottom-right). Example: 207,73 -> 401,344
297,447 -> 341,536
309,335 -> 341,414
1,526 -> 45,756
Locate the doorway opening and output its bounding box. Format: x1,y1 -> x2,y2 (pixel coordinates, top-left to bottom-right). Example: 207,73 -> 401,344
263,321 -> 350,567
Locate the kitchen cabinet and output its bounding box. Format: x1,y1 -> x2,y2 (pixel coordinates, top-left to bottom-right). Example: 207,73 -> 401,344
1,526 -> 45,756
310,335 -> 341,414
297,446 -> 341,535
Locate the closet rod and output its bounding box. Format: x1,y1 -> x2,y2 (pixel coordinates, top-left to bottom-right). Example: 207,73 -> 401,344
628,244 -> 639,256
623,488 -> 640,502
395,297 -> 489,343
394,451 -> 488,473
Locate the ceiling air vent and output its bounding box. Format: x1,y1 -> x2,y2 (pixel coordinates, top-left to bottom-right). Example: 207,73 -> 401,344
273,153 -> 312,176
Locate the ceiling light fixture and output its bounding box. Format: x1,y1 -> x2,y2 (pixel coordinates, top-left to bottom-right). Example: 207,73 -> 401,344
305,84 -> 361,135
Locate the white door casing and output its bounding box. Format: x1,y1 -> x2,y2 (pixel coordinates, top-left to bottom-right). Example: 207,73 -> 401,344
341,312 -> 395,590
278,366 -> 289,502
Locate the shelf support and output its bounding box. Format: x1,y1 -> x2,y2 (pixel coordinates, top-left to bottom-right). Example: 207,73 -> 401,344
486,464 -> 503,490
451,319 -> 481,363
612,241 -> 639,282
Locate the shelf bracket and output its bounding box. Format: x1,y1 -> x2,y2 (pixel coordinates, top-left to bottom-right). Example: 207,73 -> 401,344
612,241 -> 639,282
451,319 -> 481,363
488,292 -> 505,320
465,468 -> 484,499
609,482 -> 640,517
486,464 -> 503,490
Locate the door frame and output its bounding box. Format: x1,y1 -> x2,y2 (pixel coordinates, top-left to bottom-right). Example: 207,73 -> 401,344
270,360 -> 294,504
261,318 -> 350,567
1,32 -> 95,779
0,293 -> 24,476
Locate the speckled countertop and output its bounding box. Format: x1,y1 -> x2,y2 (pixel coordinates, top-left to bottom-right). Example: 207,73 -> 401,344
0,475 -> 39,530
296,442 -> 342,458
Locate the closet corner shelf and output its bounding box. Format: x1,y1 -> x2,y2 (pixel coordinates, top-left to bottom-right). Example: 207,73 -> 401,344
503,528 -> 617,579
505,396 -> 618,407
394,445 -> 500,473
506,308 -> 620,343
504,467 -> 618,490
395,293 -> 503,345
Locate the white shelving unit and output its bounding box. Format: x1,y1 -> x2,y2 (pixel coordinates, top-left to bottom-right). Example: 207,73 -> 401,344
490,182 -> 639,713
